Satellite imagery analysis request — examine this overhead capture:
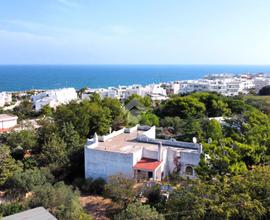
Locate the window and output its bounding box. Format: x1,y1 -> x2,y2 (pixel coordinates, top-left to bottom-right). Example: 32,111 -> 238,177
185,166 -> 193,176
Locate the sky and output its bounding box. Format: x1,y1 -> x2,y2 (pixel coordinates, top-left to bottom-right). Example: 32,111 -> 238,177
0,0 -> 270,65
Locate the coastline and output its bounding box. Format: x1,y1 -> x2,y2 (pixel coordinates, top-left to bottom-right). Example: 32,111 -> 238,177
1,64 -> 270,92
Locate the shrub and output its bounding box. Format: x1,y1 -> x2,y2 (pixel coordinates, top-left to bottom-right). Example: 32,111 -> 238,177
0,202 -> 25,217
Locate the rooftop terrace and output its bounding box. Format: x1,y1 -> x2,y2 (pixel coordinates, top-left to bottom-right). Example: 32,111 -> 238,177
87,125 -> 199,154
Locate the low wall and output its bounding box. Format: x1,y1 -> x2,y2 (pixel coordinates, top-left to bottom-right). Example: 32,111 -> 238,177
98,128 -> 125,142
124,125 -> 138,133
140,126 -> 156,139
137,136 -> 199,150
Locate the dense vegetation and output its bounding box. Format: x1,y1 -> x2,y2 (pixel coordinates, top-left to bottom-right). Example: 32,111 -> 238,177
1,91 -> 270,219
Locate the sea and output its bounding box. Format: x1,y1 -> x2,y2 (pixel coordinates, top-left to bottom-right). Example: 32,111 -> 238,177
1,65 -> 270,92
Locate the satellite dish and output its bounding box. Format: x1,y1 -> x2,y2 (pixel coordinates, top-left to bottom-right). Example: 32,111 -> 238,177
192,137 -> 197,143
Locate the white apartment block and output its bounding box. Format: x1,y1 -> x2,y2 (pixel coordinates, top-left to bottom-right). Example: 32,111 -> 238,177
82,84 -> 168,101
31,88 -> 78,111
85,125 -> 202,181
82,74 -> 270,101
253,76 -> 270,93
0,114 -> 18,132
179,76 -> 255,96
0,92 -> 12,107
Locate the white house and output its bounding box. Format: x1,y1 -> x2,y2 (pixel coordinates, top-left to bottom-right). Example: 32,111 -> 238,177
0,92 -> 12,107
253,76 -> 270,93
0,114 -> 18,132
31,88 -> 78,111
85,125 -> 202,181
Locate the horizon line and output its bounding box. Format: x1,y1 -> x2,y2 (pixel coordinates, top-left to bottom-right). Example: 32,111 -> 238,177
1,64 -> 270,66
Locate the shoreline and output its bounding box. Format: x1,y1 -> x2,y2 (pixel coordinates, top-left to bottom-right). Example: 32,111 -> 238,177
1,64 -> 270,92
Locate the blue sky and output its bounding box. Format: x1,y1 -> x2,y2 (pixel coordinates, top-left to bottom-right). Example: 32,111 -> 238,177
0,0 -> 270,64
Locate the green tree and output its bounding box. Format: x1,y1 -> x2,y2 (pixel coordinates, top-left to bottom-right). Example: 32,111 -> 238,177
115,201 -> 164,220
8,168 -> 54,193
0,202 -> 25,217
13,100 -> 37,120
40,104 -> 53,116
6,129 -> 38,152
139,112 -> 159,126
205,119 -> 223,140
38,134 -> 68,167
125,94 -> 152,108
160,96 -> 206,118
177,118 -> 204,142
0,145 -> 22,186
59,122 -> 85,179
102,97 -> 128,130
166,167 -> 270,220
190,92 -> 230,117
59,122 -> 82,153
105,174 -> 136,208
54,100 -> 112,137
88,102 -> 112,135
28,182 -> 92,220
259,85 -> 270,95
78,87 -> 88,99
160,116 -> 182,134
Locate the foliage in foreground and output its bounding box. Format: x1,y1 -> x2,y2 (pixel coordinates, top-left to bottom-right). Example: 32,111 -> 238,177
166,166 -> 270,220
28,182 -> 91,220
114,201 -> 164,220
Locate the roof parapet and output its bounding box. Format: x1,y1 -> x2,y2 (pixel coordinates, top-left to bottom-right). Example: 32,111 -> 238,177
137,135 -> 200,150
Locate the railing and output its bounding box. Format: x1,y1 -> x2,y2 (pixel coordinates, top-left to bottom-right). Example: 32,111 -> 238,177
136,135 -> 199,149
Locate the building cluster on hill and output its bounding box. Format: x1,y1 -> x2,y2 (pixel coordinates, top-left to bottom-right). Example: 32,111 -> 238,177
85,125 -> 202,181
82,83 -> 168,101
4,73 -> 270,113
31,88 -> 78,111
82,73 -> 270,100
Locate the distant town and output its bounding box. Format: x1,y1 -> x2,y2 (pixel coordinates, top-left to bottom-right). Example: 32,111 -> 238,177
1,73 -> 270,112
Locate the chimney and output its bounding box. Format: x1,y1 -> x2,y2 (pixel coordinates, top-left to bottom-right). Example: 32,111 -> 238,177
158,142 -> 163,161
198,144 -> 203,154
93,133 -> 98,143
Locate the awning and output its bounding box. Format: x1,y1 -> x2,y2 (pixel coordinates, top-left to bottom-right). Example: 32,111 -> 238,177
133,158 -> 162,171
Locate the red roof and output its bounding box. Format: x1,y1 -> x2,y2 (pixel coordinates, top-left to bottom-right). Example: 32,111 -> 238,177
133,158 -> 162,171
0,128 -> 11,133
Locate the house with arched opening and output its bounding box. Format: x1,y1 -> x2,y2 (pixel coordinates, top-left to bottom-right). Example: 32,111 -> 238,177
85,125 -> 202,181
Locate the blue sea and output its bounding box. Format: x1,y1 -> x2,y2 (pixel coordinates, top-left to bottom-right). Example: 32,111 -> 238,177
1,65 -> 270,92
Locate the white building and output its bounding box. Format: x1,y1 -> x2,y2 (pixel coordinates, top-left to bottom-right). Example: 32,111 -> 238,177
85,125 -> 202,181
0,114 -> 18,132
253,76 -> 270,93
82,83 -> 168,101
0,92 -> 12,107
31,88 -> 78,111
179,76 -> 255,96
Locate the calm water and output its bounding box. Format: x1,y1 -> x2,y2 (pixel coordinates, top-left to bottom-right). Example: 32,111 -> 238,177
1,65 -> 270,92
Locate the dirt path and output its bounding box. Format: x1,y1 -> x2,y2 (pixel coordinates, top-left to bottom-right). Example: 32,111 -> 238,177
80,195 -> 119,220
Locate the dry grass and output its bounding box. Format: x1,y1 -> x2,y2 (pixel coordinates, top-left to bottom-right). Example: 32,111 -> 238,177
80,195 -> 120,220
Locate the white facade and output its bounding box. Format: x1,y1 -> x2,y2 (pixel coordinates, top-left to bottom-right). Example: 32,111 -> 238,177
81,73 -> 270,101
253,76 -> 270,93
0,92 -> 12,107
0,114 -> 18,132
179,76 -> 255,96
82,83 -> 167,101
31,88 -> 78,111
85,125 -> 202,181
